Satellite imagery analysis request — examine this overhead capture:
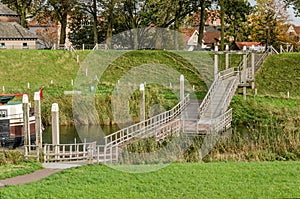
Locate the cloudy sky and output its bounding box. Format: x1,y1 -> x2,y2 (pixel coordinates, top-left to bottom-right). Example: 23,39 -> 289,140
248,0 -> 300,25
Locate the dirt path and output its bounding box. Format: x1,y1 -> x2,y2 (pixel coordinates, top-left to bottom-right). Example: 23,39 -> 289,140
0,162 -> 85,188
0,169 -> 61,187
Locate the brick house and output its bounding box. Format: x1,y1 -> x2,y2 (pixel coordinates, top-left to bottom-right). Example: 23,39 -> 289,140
0,2 -> 37,49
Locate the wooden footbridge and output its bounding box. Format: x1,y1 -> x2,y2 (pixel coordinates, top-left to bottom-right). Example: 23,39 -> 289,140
43,48 -> 271,164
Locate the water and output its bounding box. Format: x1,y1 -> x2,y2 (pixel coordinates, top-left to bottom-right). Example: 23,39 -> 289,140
43,125 -> 119,145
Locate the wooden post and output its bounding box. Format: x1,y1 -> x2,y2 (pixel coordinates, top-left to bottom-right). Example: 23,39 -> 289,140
180,75 -> 184,102
280,45 -> 283,54
52,103 -> 60,159
22,94 -> 31,154
214,46 -> 219,79
140,84 -> 145,122
2,86 -> 4,92
225,45 -> 229,69
77,55 -> 79,63
34,92 -> 42,161
242,52 -> 247,84
251,50 -> 255,89
83,44 -> 85,51
27,82 -> 30,89
243,86 -> 247,100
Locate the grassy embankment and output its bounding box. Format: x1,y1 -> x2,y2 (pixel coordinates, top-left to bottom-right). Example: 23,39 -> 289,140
0,162 -> 299,198
0,150 -> 42,180
0,50 -> 243,126
218,53 -> 300,161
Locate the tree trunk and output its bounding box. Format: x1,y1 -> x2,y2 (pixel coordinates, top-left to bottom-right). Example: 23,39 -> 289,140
198,1 -> 206,48
92,0 -> 98,44
106,0 -> 114,48
59,14 -> 68,45
20,7 -> 27,27
219,0 -> 225,50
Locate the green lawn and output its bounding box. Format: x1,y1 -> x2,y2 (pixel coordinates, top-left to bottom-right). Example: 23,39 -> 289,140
255,53 -> 300,98
0,162 -> 299,198
0,162 -> 42,180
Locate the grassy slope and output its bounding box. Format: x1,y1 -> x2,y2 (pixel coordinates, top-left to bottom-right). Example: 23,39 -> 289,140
231,53 -> 300,126
255,53 -> 300,97
0,50 -> 210,125
0,162 -> 299,198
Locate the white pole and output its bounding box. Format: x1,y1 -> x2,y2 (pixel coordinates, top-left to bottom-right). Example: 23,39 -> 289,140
225,45 -> 229,69
34,92 -> 42,161
22,94 -> 30,154
52,103 -> 60,146
140,84 -> 145,122
180,75 -> 184,102
214,46 -> 219,79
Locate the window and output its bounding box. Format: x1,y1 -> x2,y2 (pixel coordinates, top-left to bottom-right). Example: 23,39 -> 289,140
23,43 -> 28,49
0,43 -> 5,48
0,110 -> 7,117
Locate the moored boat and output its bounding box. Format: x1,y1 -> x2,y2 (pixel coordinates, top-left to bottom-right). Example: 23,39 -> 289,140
0,94 -> 36,148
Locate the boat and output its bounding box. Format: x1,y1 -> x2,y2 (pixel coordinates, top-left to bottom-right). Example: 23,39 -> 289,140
0,94 -> 36,148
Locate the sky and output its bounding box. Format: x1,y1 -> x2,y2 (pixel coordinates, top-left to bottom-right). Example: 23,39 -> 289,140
248,0 -> 300,25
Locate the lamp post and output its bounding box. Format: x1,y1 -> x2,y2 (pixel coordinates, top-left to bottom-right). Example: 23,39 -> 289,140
265,25 -> 269,52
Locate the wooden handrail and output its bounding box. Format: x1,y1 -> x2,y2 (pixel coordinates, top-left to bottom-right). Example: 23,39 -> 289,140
104,94 -> 190,148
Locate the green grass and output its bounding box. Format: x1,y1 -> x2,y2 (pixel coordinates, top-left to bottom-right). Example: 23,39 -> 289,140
0,161 -> 42,180
0,162 -> 299,198
255,53 -> 300,98
0,50 -> 212,126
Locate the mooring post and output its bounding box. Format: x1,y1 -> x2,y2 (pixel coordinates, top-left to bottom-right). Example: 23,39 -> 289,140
242,47 -> 247,100
140,84 -> 145,122
180,75 -> 184,102
22,94 -> 31,154
225,45 -> 229,70
180,75 -> 185,123
34,92 -> 42,161
243,86 -> 247,100
214,46 -> 219,80
52,103 -> 60,159
251,48 -> 255,89
242,47 -> 247,83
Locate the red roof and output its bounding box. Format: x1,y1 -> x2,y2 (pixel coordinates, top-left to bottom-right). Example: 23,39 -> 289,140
203,32 -> 220,44
235,42 -> 263,50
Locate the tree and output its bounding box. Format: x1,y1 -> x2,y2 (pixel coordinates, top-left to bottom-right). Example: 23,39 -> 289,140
223,0 -> 252,43
250,0 -> 290,49
1,0 -> 45,27
36,26 -> 59,49
285,0 -> 300,16
45,0 -> 76,45
77,0 -> 100,44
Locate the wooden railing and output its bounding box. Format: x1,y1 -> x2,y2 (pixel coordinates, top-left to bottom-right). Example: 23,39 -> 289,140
44,142 -> 96,163
198,67 -> 238,119
104,94 -> 190,149
210,109 -> 232,133
198,74 -> 221,117
220,68 -> 240,113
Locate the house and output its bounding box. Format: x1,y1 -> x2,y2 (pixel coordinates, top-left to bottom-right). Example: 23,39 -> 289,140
183,10 -> 222,50
0,2 -> 37,49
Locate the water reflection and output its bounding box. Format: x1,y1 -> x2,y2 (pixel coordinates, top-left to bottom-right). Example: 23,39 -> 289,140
43,125 -> 119,145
